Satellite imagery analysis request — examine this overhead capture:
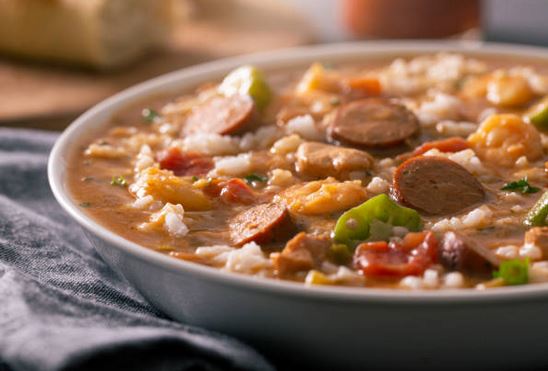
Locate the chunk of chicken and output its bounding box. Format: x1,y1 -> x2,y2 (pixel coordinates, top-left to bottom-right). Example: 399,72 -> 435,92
272,232 -> 331,276
296,142 -> 374,179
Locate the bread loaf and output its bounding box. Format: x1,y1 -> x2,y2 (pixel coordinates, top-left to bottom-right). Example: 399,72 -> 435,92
0,0 -> 180,68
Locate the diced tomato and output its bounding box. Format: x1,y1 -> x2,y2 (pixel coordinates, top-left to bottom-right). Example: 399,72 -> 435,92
201,178 -> 224,197
157,147 -> 213,176
345,76 -> 382,97
219,178 -> 255,204
412,137 -> 469,157
353,232 -> 438,277
400,231 -> 428,252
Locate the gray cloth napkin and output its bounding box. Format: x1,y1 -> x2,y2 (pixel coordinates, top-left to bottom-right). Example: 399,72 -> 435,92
0,128 -> 274,371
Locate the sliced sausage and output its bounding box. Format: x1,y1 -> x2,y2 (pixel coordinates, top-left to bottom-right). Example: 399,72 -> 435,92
183,94 -> 254,136
327,98 -> 419,148
392,156 -> 485,215
272,232 -> 331,276
229,202 -> 293,246
295,142 -> 374,179
439,231 -> 499,275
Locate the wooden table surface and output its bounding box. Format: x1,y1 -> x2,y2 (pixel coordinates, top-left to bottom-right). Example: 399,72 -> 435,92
0,9 -> 312,130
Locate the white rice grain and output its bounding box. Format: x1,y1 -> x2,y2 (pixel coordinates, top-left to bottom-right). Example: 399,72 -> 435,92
270,134 -> 303,155
423,148 -> 487,176
416,93 -> 462,127
180,133 -> 240,156
461,206 -> 493,228
400,276 -> 423,290
435,120 -> 478,137
240,126 -> 284,151
432,205 -> 493,232
210,153 -> 252,177
443,272 -> 465,288
330,266 -> 365,286
195,245 -> 233,266
134,145 -> 155,173
422,269 -> 440,289
495,245 -> 519,260
223,242 -> 272,274
139,203 -> 188,238
268,169 -> 296,187
85,143 -> 127,159
366,176 -> 390,194
519,243 -> 543,261
284,114 -> 324,141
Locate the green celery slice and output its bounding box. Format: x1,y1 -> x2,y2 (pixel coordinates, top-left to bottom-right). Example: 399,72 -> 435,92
524,191 -> 548,227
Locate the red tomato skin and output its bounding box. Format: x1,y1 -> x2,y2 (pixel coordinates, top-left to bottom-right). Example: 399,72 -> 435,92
219,179 -> 255,204
412,137 -> 469,157
354,232 -> 438,278
158,147 -> 213,176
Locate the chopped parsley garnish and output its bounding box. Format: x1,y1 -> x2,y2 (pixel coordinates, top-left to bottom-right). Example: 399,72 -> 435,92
493,258 -> 529,285
79,202 -> 92,208
141,108 -> 160,123
501,177 -> 540,194
110,176 -> 127,187
330,97 -> 341,106
244,173 -> 267,185
191,176 -> 199,182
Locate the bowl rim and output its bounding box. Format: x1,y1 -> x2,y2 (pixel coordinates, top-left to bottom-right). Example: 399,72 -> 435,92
49,40 -> 548,304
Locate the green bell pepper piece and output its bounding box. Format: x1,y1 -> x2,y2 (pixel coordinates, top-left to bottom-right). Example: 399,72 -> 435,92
493,258 -> 529,285
218,65 -> 272,110
333,194 -> 422,246
527,97 -> 548,131
524,191 -> 548,227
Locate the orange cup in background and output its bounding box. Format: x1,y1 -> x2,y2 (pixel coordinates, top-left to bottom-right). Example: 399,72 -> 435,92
344,0 -> 479,39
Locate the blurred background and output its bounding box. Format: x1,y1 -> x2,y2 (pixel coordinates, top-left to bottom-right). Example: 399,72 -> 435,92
1,0 -> 547,131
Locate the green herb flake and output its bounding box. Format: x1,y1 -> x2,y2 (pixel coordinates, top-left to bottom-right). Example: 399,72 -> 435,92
141,108 -> 160,123
244,173 -> 267,185
191,176 -> 199,182
79,202 -> 92,208
501,177 -> 540,194
493,258 -> 530,285
110,175 -> 128,187
330,97 -> 341,106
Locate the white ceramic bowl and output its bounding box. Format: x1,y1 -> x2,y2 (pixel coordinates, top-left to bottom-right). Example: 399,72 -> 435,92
49,41 -> 548,370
